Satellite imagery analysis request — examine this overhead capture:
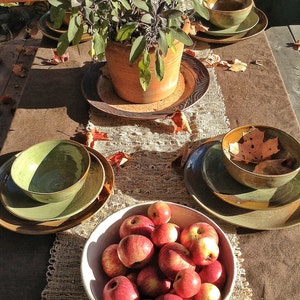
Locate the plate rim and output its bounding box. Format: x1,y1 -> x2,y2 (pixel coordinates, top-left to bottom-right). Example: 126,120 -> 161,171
0,148 -> 114,235
191,7 -> 268,44
184,140 -> 300,230
82,53 -> 210,120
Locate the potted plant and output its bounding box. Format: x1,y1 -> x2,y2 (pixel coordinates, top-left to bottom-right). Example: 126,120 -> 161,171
48,0 -> 207,103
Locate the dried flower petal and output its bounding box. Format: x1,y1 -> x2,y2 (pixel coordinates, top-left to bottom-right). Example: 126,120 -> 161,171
228,59 -> 247,72
86,127 -> 109,148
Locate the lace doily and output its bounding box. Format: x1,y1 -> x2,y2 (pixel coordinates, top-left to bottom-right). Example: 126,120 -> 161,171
42,49 -> 252,299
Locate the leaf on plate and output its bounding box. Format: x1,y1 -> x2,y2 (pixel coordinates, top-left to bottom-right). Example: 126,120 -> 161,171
107,151 -> 131,167
228,59 -> 247,72
190,21 -> 209,34
229,127 -> 280,164
12,64 -> 26,77
48,49 -> 70,65
253,158 -> 296,175
0,94 -> 16,105
168,109 -> 192,134
86,127 -> 109,148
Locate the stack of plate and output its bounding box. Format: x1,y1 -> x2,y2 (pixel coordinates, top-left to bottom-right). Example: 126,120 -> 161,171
192,7 -> 268,44
0,147 -> 114,234
184,140 -> 300,230
39,12 -> 91,42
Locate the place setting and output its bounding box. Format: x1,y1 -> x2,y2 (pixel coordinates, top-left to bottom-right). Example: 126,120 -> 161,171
190,0 -> 268,44
184,125 -> 300,230
0,140 -> 114,234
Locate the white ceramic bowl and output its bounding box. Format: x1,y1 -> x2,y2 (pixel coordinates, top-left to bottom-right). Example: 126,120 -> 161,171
81,202 -> 236,299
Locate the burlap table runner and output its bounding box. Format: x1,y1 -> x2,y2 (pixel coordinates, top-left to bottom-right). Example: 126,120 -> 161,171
41,49 -> 252,299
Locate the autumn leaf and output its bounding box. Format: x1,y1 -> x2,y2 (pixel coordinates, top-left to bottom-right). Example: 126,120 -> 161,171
184,49 -> 196,57
253,158 -> 296,175
107,151 -> 131,167
48,49 -> 70,65
15,45 -> 37,56
86,127 -> 109,148
228,59 -> 247,72
168,110 -> 192,134
229,127 -> 280,164
0,94 -> 16,105
12,64 -> 26,77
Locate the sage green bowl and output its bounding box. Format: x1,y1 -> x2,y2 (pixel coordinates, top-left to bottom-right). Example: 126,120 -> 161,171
222,125 -> 300,189
10,139 -> 91,203
203,0 -> 253,29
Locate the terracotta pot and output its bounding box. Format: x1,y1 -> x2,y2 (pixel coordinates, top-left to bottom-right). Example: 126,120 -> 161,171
105,20 -> 191,104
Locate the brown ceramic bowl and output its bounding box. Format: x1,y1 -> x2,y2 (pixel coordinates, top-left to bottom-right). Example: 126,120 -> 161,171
204,0 -> 253,28
222,125 -> 300,189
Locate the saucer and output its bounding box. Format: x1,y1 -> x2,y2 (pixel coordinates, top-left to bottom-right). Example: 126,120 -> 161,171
82,53 -> 210,120
201,142 -> 300,210
0,147 -> 114,234
184,141 -> 300,230
0,151 -> 105,222
200,9 -> 259,37
191,7 -> 268,44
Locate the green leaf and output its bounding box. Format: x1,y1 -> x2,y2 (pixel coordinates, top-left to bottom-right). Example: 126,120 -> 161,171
160,9 -> 183,19
138,51 -> 151,91
141,13 -> 152,24
116,23 -> 138,41
118,0 -> 131,10
67,14 -> 82,42
169,27 -> 193,46
50,6 -> 65,29
132,0 -> 150,12
158,30 -> 168,57
192,0 -> 210,20
72,23 -> 84,45
154,49 -> 164,82
57,32 -> 70,55
93,31 -> 106,58
129,35 -> 146,63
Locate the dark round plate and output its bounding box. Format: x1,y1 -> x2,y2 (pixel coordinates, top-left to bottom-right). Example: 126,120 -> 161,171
191,7 -> 268,44
184,141 -> 300,230
81,53 -> 210,120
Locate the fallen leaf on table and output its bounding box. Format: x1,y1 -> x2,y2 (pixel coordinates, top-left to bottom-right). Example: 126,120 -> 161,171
229,127 -> 279,164
228,59 -> 247,72
190,21 -> 209,34
203,54 -> 222,68
0,94 -> 16,105
12,64 -> 26,77
294,40 -> 300,50
172,143 -> 192,170
107,151 -> 131,167
48,49 -> 70,65
86,127 -> 109,148
168,110 -> 192,134
15,45 -> 37,56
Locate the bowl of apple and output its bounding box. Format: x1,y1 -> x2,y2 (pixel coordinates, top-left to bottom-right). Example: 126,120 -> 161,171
81,201 -> 236,300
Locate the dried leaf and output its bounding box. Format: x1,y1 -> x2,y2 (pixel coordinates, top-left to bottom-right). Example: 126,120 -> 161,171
229,127 -> 280,164
191,21 -> 209,34
228,59 -> 247,72
254,158 -> 296,175
48,49 -> 70,65
168,110 -> 192,134
0,94 -> 16,105
12,64 -> 26,77
107,151 -> 131,167
86,127 -> 109,148
184,49 -> 196,57
172,143 -> 192,170
23,46 -> 38,56
203,54 -> 222,68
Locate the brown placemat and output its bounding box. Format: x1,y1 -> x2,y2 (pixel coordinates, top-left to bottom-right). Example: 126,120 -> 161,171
41,49 -> 252,299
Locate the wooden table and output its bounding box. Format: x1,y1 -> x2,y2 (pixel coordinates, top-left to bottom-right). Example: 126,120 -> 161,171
1,23 -> 300,300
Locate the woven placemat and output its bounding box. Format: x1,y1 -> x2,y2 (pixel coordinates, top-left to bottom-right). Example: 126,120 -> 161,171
41,49 -> 252,299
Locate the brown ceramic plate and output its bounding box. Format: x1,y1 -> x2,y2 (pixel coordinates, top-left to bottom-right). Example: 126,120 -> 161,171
82,53 -> 210,120
191,7 -> 268,44
0,147 -> 114,235
184,141 -> 300,230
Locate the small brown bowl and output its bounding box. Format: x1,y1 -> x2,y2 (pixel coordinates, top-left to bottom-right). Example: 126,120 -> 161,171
204,0 -> 253,29
222,125 -> 300,189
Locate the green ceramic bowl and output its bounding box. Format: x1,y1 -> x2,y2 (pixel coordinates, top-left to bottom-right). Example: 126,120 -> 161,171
222,125 -> 300,189
204,0 -> 253,29
11,140 -> 91,203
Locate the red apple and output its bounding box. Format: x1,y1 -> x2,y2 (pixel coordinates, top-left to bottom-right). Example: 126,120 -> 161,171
180,222 -> 219,250
198,260 -> 226,290
137,264 -> 172,297
156,294 -> 183,300
158,242 -> 196,280
190,237 -> 219,266
194,283 -> 221,300
101,244 -> 128,277
173,268 -> 201,298
103,275 -> 139,300
151,222 -> 180,247
117,234 -> 155,269
119,214 -> 155,239
147,201 -> 171,225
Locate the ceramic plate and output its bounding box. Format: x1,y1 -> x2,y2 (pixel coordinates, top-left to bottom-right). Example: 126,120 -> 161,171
0,147 -> 114,234
202,142 -> 300,210
184,141 -> 300,230
82,53 -> 210,120
191,7 -> 268,44
0,152 -> 105,222
198,9 -> 259,37
39,12 -> 91,42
